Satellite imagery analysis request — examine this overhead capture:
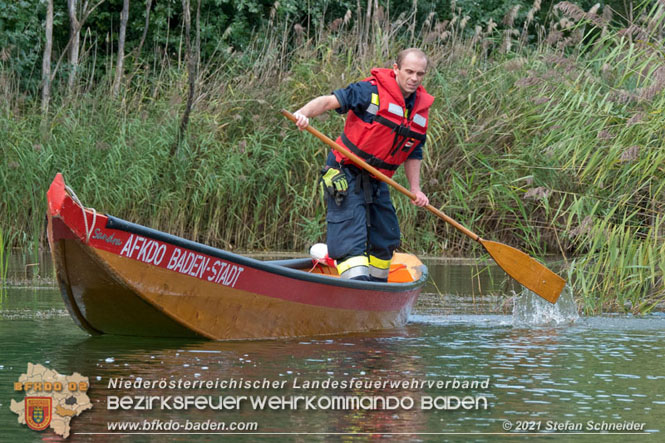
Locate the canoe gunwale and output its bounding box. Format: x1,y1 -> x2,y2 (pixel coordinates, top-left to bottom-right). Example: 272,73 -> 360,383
105,215 -> 428,292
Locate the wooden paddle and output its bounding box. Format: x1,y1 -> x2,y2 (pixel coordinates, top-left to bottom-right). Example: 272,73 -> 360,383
282,109 -> 566,304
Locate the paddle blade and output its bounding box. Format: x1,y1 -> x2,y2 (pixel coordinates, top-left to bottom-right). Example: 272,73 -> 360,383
481,240 -> 566,304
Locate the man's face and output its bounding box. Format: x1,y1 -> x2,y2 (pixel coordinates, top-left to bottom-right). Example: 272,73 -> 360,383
393,53 -> 428,98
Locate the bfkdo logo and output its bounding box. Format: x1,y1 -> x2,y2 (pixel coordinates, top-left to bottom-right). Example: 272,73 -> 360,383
10,363 -> 93,438
25,397 -> 52,431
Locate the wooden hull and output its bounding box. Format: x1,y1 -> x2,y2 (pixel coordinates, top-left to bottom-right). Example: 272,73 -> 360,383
47,174 -> 427,340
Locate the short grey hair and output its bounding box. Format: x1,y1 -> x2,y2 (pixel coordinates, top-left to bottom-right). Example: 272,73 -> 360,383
396,48 -> 429,70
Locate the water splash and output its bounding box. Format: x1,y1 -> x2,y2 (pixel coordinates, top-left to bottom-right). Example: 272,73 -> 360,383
512,285 -> 579,327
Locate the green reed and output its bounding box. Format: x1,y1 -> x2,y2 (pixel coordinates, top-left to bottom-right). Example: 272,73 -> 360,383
1,2 -> 664,312
0,228 -> 9,295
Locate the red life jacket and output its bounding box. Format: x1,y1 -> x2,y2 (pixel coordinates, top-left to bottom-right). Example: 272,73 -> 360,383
334,68 -> 435,178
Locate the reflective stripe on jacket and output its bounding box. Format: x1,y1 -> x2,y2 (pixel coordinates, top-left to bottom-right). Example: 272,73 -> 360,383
334,68 -> 435,178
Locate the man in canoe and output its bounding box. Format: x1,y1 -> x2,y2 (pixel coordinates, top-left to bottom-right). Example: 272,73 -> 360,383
293,48 -> 434,281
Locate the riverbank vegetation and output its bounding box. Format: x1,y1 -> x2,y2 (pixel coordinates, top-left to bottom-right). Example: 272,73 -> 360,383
1,1 -> 664,313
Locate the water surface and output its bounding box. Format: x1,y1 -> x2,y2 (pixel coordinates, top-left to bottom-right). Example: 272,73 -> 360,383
1,255 -> 663,441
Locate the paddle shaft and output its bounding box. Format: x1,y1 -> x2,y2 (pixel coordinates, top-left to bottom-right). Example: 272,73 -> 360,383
281,110 -> 481,242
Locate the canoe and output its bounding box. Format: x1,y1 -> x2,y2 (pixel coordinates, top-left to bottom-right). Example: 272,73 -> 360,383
46,174 -> 428,340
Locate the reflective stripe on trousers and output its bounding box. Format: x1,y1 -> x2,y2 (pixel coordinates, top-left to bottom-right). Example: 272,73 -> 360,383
369,255 -> 391,281
337,255 -> 369,279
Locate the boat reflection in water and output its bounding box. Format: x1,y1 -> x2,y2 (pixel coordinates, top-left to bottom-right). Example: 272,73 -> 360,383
52,326 -> 441,436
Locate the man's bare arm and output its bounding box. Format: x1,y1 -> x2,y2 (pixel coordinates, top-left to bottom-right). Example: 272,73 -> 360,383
404,158 -> 429,207
293,95 -> 341,129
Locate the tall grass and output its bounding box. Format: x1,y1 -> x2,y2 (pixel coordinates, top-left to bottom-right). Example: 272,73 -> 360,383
0,228 -> 9,295
1,2 -> 664,312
